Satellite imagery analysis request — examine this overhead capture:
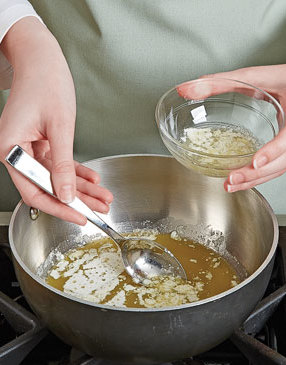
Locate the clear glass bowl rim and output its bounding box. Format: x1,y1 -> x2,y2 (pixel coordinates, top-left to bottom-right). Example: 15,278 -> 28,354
155,78 -> 285,159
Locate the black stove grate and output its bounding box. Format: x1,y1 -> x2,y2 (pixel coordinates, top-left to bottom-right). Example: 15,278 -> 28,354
0,291 -> 47,365
1,227 -> 286,365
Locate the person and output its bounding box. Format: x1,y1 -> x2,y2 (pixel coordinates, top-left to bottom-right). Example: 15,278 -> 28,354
0,0 -> 286,225
0,3 -> 113,225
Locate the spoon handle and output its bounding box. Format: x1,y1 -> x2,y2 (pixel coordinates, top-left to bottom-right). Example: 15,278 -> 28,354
5,145 -> 123,242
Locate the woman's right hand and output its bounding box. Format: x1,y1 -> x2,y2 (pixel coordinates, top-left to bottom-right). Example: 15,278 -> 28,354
0,17 -> 113,225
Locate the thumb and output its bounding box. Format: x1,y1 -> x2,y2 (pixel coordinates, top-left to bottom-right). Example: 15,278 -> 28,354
177,72 -> 261,100
203,65 -> 286,92
48,121 -> 76,204
177,65 -> 285,100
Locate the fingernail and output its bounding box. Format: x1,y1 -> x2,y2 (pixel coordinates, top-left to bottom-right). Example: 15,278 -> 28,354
253,155 -> 268,169
102,205 -> 110,214
229,173 -> 244,185
59,185 -> 74,204
176,85 -> 187,97
227,184 -> 235,193
105,194 -> 114,204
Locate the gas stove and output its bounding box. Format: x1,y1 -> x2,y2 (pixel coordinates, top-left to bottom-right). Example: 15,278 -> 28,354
1,225 -> 286,365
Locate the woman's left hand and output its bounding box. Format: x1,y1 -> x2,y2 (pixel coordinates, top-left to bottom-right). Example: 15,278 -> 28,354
177,65 -> 286,192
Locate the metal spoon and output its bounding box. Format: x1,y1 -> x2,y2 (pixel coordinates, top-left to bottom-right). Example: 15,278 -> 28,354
6,145 -> 187,284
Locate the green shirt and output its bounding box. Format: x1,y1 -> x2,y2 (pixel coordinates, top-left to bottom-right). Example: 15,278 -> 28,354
1,0 -> 286,213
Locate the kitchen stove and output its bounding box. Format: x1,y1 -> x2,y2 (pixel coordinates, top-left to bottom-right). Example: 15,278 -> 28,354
1,225 -> 286,365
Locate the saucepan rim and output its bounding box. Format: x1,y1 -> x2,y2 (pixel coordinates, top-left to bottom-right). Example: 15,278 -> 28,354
8,154 -> 279,313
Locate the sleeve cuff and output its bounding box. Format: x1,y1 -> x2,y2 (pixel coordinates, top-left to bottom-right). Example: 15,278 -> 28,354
0,1 -> 43,43
0,1 -> 44,90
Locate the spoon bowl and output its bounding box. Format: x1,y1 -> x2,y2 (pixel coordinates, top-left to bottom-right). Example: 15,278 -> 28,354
120,238 -> 187,283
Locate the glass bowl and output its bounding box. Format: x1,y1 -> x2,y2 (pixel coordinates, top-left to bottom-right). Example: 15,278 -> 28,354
155,78 -> 285,177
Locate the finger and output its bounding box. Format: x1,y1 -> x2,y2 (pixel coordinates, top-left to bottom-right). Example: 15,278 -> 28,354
75,163 -> 100,184
47,116 -> 76,204
227,151 -> 286,186
252,128 -> 286,169
37,155 -> 111,205
176,65 -> 285,100
225,169 -> 286,192
39,152 -> 100,185
77,191 -> 110,214
177,78 -> 225,99
204,71 -> 286,125
205,65 -> 286,93
30,190 -> 87,225
6,165 -> 87,225
177,77 -> 261,100
76,176 -> 113,203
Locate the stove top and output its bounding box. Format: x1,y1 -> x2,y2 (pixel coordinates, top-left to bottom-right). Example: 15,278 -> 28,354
1,225 -> 286,365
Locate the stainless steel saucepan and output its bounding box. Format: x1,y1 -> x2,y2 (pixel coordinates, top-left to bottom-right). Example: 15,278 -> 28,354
8,155 -> 278,364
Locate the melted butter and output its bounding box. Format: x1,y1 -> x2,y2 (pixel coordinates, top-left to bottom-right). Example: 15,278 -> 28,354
46,233 -> 240,308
